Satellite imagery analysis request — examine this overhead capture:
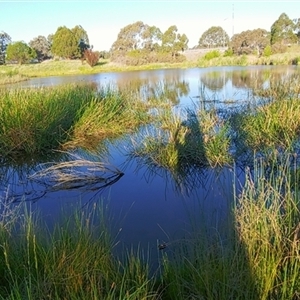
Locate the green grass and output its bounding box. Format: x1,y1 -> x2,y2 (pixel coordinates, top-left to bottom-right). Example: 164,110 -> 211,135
0,202 -> 159,299
0,83 -> 98,156
0,83 -> 152,156
229,74 -> 300,156
160,155 -> 300,299
67,85 -> 150,150
130,105 -> 232,176
0,67 -> 29,85
0,59 -> 195,83
237,98 -> 300,151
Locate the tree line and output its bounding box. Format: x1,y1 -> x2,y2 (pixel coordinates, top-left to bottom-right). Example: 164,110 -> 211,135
0,12 -> 299,66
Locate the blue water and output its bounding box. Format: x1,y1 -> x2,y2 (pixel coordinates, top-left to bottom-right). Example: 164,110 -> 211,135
2,65 -> 299,253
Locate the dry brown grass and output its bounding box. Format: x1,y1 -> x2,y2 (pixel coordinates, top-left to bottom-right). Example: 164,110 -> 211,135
29,152 -> 123,190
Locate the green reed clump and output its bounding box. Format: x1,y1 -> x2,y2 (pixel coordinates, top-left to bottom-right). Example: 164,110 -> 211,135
235,157 -> 300,299
68,86 -> 150,149
130,106 -> 232,175
197,109 -> 232,167
130,108 -> 206,175
0,202 -> 159,299
0,83 -> 96,156
235,97 -> 300,152
161,155 -> 300,299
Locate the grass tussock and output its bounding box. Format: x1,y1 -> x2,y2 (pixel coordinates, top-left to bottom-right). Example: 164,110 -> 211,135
161,156 -> 300,299
238,98 -> 300,151
0,83 -> 97,156
130,106 -> 232,176
235,159 -> 300,300
0,202 -> 160,300
68,86 -> 150,148
0,83 -> 152,156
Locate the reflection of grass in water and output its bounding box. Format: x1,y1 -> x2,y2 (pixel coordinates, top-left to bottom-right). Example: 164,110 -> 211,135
253,73 -> 300,101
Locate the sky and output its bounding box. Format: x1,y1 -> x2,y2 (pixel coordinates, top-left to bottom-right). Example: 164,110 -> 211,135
1,0 -> 299,51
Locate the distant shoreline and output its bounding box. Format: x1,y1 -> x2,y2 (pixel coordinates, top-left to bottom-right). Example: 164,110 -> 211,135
1,46 -> 299,85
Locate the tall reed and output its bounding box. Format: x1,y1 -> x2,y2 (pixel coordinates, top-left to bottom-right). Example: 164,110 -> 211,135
160,155 -> 300,299
234,97 -> 300,152
130,105 -> 232,176
0,83 -> 96,156
66,86 -> 151,149
0,202 -> 159,299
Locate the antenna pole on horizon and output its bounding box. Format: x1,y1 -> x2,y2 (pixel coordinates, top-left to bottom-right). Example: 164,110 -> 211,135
232,3 -> 235,37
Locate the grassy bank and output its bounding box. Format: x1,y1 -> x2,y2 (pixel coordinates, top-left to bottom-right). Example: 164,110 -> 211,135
0,45 -> 299,85
0,59 -> 195,85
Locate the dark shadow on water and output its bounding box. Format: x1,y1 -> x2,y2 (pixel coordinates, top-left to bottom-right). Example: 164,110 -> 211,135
122,110 -> 259,297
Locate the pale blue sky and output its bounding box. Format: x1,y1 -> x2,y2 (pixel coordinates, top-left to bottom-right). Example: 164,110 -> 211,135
0,1 -> 299,51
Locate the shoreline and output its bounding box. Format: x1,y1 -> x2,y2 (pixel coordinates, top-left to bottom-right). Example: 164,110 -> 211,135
1,49 -> 299,85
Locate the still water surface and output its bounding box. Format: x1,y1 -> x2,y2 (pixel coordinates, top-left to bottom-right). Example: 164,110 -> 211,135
2,65 -> 299,253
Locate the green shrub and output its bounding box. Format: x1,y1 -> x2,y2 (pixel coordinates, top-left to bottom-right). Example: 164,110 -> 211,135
223,48 -> 234,57
236,54 -> 248,66
204,50 -> 221,60
263,45 -> 272,57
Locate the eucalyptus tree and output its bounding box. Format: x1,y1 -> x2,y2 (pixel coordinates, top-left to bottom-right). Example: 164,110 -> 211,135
111,21 -> 150,53
142,25 -> 162,51
0,31 -> 11,64
29,35 -> 51,61
270,13 -> 297,45
231,28 -> 270,55
161,25 -> 189,57
293,17 -> 300,42
198,26 -> 229,48
6,41 -> 37,64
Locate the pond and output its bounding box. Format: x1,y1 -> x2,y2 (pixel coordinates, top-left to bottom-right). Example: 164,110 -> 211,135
1,65 -> 300,258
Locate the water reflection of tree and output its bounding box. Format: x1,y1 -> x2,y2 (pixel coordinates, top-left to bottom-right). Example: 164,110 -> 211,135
230,69 -> 267,90
200,71 -> 229,92
147,79 -> 190,105
114,73 -> 190,106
